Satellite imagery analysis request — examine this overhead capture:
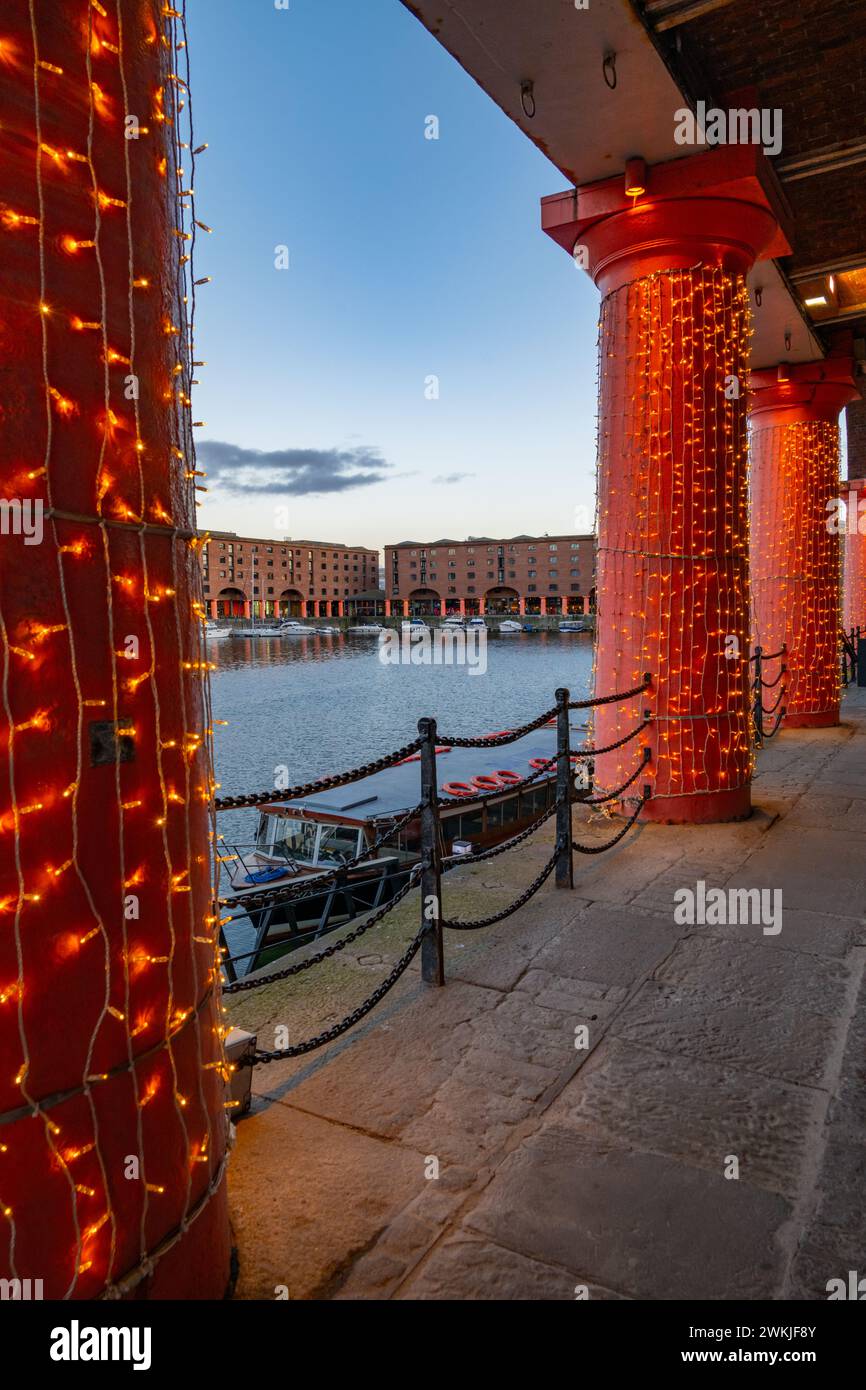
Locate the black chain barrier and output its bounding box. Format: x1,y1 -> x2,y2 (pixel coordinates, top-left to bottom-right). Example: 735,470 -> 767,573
219,681 -> 654,1064
442,850 -> 559,931
573,787 -> 649,854
585,747 -> 652,806
436,704 -> 560,748
567,676 -> 651,710
252,923 -> 429,1062
221,866 -> 422,996
751,644 -> 787,747
214,737 -> 423,812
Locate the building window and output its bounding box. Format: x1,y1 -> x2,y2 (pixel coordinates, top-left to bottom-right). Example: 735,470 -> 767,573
467,585 -> 476,594
527,584 -> 537,593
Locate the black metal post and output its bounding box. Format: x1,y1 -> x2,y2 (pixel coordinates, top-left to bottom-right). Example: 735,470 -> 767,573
418,716 -> 444,985
555,687 -> 573,889
753,645 -> 763,747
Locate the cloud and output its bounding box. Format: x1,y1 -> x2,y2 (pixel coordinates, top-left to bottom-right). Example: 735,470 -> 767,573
432,472 -> 475,485
195,440 -> 393,496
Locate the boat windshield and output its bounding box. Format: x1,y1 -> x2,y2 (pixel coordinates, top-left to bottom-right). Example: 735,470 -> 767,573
317,824 -> 362,864
271,819 -> 318,863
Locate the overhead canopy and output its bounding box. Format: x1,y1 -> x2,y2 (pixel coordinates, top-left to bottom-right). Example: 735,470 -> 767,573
400,0 -> 866,371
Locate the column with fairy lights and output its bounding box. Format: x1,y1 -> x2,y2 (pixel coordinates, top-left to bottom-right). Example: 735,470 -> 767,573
750,357 -> 858,727
843,477 -> 866,632
0,2 -> 231,1298
542,148 -> 790,822
842,391 -> 866,632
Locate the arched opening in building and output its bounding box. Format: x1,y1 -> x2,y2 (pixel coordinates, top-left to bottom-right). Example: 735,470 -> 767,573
216,587 -> 247,618
408,588 -> 442,617
484,586 -> 520,615
278,588 -> 306,618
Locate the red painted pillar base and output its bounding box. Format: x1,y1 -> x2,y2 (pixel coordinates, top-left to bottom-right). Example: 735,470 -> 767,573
543,148 -> 790,821
750,358 -> 858,729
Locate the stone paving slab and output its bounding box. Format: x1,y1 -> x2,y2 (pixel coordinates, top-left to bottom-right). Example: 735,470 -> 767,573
543,1036 -> 822,1198
610,936 -> 849,1086
460,1129 -> 791,1300
396,1231 -> 628,1300
228,1102 -> 424,1300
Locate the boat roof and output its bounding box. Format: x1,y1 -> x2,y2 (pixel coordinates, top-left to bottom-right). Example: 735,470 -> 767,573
262,723 -> 584,821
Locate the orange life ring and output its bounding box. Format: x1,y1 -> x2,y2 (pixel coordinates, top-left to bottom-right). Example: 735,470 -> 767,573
442,780 -> 476,797
471,774 -> 500,791
493,769 -> 521,784
483,729 -> 513,740
529,756 -> 552,770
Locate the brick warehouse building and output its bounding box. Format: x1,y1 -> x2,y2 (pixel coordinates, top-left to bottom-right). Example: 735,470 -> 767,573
384,534 -> 597,617
202,532 -> 380,619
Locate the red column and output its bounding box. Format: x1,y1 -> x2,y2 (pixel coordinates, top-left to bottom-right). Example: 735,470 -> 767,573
843,478 -> 866,631
242,600 -> 251,620
0,1 -> 230,1298
337,600 -> 344,618
750,358 -> 858,727
543,147 -> 789,822
384,599 -> 391,617
208,599 -> 218,619
459,598 -> 466,616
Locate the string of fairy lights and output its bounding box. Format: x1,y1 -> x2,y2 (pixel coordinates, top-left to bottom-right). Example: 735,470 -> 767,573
843,478 -> 866,633
590,264 -> 753,807
0,0 -> 230,1299
751,418 -> 843,721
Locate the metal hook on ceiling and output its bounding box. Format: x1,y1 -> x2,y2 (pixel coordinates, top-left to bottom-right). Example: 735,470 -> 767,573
520,80 -> 536,119
785,330 -> 792,352
603,51 -> 617,90
754,286 -> 763,308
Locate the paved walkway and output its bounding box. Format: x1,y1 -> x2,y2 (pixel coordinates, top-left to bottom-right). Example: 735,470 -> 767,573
226,688 -> 866,1300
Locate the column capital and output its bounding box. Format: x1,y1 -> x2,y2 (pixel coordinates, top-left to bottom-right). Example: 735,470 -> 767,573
542,145 -> 791,296
749,358 -> 859,425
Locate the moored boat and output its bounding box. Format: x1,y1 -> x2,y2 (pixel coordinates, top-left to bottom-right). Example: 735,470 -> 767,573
219,723 -> 581,979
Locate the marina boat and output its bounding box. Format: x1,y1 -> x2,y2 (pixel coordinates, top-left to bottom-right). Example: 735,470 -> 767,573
559,619 -> 587,633
348,622 -> 384,634
219,723 -> 581,979
498,619 -> 522,633
231,624 -> 285,637
441,616 -> 466,629
204,624 -> 232,638
467,616 -> 486,628
279,620 -> 316,634
314,625 -> 341,636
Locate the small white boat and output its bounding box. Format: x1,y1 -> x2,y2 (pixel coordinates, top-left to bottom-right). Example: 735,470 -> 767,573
498,620 -> 522,633
348,623 -> 384,634
205,624 -> 231,638
559,620 -> 586,633
441,617 -> 466,629
279,620 -> 316,635
315,625 -> 340,635
467,617 -> 486,628
231,626 -> 285,637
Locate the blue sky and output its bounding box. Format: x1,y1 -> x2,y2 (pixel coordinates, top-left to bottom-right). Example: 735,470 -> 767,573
185,0 -> 601,553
